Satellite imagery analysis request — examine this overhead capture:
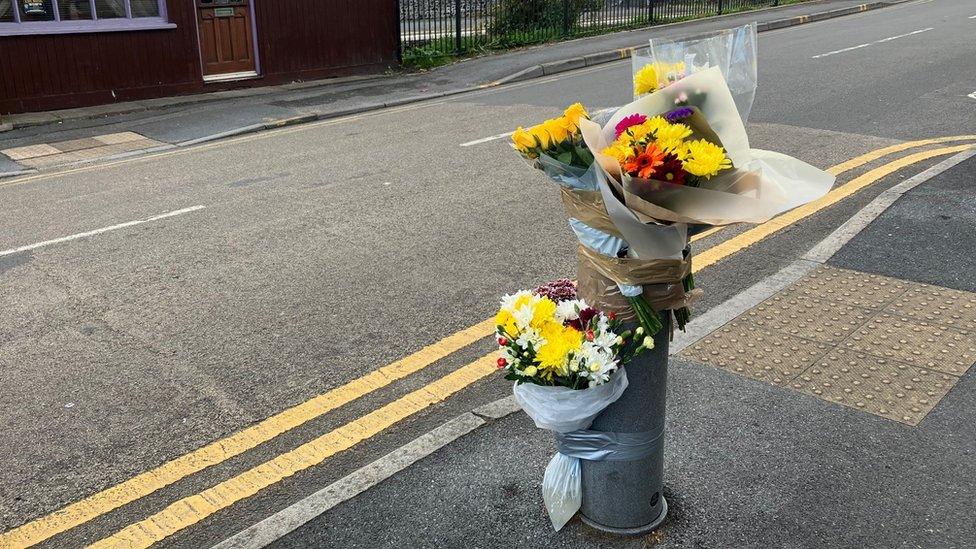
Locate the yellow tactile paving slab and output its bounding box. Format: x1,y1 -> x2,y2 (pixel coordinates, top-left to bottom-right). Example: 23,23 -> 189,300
681,265 -> 976,425
1,143 -> 61,161
681,320 -> 831,386
2,132 -> 159,166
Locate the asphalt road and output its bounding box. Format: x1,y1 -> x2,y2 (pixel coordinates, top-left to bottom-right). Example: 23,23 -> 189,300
1,0 -> 974,547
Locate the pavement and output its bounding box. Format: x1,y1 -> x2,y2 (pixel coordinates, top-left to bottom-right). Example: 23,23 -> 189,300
0,0 -> 905,177
1,0 -> 974,547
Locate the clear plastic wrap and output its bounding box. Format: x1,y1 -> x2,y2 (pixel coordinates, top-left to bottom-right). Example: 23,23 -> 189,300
635,23 -> 759,121
513,369 -> 629,530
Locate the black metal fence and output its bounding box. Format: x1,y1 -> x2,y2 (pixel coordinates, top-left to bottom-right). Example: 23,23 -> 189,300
399,0 -> 778,62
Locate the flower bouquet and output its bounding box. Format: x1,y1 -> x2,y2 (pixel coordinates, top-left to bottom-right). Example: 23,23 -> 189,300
512,105 -> 694,339
495,280 -> 651,530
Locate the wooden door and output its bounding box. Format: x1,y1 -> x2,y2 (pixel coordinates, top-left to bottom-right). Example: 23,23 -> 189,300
197,0 -> 256,78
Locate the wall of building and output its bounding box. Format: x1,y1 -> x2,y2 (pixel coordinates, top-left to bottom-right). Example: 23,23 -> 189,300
0,0 -> 398,114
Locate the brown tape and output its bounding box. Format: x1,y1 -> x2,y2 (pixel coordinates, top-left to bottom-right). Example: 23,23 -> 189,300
577,244 -> 690,286
559,188 -> 625,238
577,250 -> 700,319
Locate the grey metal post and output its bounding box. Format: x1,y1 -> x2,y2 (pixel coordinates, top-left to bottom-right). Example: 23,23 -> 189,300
579,312 -> 669,534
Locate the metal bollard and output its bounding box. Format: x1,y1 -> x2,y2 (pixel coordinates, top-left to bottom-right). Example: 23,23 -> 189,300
579,312 -> 669,534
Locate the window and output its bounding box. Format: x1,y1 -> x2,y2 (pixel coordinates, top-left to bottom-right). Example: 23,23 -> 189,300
0,0 -> 172,34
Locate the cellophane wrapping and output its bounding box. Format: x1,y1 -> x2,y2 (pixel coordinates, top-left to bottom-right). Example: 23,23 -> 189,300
513,369 -> 629,530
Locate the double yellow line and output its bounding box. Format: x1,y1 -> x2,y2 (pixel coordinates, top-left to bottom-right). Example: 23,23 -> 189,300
3,136 -> 974,549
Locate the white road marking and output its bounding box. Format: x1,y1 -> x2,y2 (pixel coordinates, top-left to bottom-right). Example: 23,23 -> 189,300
969,92 -> 976,100
0,205 -> 206,258
459,131 -> 513,147
811,27 -> 933,59
969,14 -> 976,19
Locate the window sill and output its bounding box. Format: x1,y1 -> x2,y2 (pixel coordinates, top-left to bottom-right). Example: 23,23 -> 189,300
0,20 -> 176,37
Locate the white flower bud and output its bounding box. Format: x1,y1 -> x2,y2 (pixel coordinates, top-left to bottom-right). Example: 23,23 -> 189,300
615,336 -> 624,346
635,327 -> 645,336
643,336 -> 654,349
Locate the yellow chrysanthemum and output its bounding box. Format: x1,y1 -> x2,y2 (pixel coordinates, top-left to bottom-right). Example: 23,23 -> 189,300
495,309 -> 519,338
535,322 -> 582,377
530,297 -> 558,330
682,139 -> 732,179
511,127 -> 537,154
562,102 -> 589,128
654,121 -> 692,144
628,116 -> 669,142
602,142 -> 636,164
633,64 -> 659,96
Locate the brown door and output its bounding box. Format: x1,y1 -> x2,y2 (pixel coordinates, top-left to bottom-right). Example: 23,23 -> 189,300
197,0 -> 256,78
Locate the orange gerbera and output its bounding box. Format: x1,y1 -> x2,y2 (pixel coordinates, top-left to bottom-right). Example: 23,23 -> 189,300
623,144 -> 666,179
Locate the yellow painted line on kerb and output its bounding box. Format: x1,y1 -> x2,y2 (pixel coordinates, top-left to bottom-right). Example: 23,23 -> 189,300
3,138 -> 974,548
0,320 -> 495,549
695,144 -> 975,271
87,354 -> 498,549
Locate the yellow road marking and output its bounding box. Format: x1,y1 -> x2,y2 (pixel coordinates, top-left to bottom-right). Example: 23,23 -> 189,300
0,320 -> 495,549
826,135 -> 976,176
4,140 -> 974,547
86,354 -> 498,549
694,144 -> 974,271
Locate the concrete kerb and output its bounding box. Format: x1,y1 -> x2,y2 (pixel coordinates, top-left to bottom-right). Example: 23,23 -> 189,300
210,143 -> 975,549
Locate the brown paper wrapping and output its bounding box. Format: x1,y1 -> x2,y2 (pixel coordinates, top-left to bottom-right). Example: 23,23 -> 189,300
577,246 -> 701,320
559,187 -> 625,239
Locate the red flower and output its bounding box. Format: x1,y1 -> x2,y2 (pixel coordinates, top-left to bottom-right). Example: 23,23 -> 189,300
497,337 -> 508,346
623,144 -> 666,179
496,357 -> 508,369
657,154 -> 687,185
568,307 -> 599,331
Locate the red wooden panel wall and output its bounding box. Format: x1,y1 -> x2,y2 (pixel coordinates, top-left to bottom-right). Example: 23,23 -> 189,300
0,1 -> 398,114
0,1 -> 202,113
253,0 -> 398,81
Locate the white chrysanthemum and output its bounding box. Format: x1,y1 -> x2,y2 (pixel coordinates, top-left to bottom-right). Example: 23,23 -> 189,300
498,290 -> 534,313
516,329 -> 542,351
554,298 -> 588,323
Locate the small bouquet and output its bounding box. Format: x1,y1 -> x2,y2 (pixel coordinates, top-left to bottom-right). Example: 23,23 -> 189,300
495,279 -> 652,390
496,280 -> 650,530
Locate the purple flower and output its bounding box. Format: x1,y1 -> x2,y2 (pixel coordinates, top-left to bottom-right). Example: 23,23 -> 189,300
664,107 -> 695,123
533,278 -> 577,302
614,113 -> 648,138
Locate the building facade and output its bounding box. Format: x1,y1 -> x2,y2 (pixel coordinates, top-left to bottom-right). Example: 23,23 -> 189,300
0,0 -> 398,114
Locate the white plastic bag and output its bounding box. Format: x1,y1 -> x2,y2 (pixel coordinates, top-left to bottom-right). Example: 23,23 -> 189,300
541,453 -> 581,531
513,369 -> 628,530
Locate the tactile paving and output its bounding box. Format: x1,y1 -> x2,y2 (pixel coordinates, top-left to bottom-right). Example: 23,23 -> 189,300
886,285 -> 976,332
842,314 -> 976,376
778,265 -> 910,310
681,320 -> 830,386
681,265 -> 976,426
790,348 -> 958,426
740,294 -> 873,344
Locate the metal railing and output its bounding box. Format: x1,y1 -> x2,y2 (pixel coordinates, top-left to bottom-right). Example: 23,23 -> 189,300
399,0 -> 778,60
